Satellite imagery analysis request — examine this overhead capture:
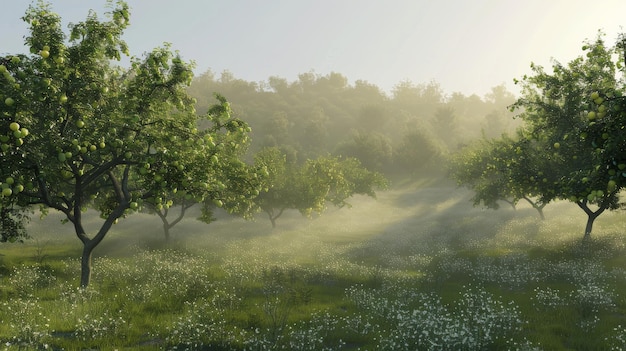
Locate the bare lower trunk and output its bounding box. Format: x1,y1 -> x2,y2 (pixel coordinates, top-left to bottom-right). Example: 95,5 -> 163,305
163,224 -> 171,242
583,213 -> 599,241
80,240 -> 97,288
523,197 -> 546,220
265,207 -> 284,228
270,216 -> 277,228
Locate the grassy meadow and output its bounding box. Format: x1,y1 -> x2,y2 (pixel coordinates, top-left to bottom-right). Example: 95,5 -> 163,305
1,179 -> 626,350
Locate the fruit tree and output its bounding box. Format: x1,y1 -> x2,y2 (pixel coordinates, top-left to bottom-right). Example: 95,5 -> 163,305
0,2 -> 254,286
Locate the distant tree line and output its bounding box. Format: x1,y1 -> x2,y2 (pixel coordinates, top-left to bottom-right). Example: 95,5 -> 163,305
187,70 -> 518,178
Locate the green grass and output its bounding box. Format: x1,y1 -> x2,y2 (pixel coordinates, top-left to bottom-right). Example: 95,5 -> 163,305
1,180 -> 626,350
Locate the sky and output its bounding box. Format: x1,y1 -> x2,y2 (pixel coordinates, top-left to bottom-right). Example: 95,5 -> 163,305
1,0 -> 625,97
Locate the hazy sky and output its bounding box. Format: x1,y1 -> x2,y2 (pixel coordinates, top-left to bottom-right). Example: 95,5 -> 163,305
1,1 -> 625,96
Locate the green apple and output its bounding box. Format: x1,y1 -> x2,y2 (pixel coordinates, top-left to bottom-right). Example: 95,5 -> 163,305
58,153 -> 66,162
14,184 -> 24,193
608,180 -> 617,191
54,56 -> 64,64
89,144 -> 97,152
15,138 -> 23,146
59,94 -> 68,103
39,50 -> 50,58
2,188 -> 12,197
5,98 -> 15,106
213,199 -> 223,208
130,201 -> 138,210
618,164 -> 626,170
5,177 -> 14,185
587,111 -> 596,120
553,142 -> 560,149
20,128 -> 29,137
76,120 -> 85,128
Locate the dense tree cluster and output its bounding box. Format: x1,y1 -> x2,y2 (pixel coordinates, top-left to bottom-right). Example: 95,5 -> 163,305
0,2 -> 390,287
450,33 -> 626,239
188,71 -> 518,177
0,2 -> 267,286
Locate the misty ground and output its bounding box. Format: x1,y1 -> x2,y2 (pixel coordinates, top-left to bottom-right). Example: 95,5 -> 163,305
23,178 -> 603,260
3,179 -> 625,350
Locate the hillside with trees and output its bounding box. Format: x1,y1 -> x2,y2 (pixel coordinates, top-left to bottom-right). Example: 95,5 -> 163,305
187,70 -> 519,178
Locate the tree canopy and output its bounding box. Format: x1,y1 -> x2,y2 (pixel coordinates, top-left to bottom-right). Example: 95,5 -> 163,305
0,1 -> 257,286
252,147 -> 388,228
451,32 -> 626,239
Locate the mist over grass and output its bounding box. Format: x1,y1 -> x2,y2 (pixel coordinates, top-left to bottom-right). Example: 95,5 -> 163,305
1,180 -> 625,350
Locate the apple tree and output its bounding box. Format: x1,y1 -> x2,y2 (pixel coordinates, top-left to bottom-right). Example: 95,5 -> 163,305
510,33 -> 626,239
253,147 -> 387,228
136,95 -> 264,242
448,134 -> 548,219
0,1 -> 251,287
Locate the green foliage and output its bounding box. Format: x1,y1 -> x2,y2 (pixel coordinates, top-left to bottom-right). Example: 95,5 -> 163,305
253,147 -> 387,227
0,204 -> 31,243
0,1 -> 253,286
334,131 -> 393,173
510,32 -> 626,237
2,183 -> 626,349
453,31 -> 626,238
188,71 -> 515,179
394,128 -> 443,176
449,133 -> 549,218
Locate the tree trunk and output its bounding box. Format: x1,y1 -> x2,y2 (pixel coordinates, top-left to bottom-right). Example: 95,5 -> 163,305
502,199 -> 516,211
583,215 -> 595,241
270,216 -> 276,228
265,207 -> 284,228
523,197 -> 545,220
536,206 -> 545,221
80,240 -> 97,288
163,223 -> 171,242
577,201 -> 605,241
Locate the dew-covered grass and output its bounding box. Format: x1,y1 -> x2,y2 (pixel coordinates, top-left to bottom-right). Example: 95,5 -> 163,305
0,180 -> 625,350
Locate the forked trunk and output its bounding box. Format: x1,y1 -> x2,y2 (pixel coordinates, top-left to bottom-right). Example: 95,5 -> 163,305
523,197 -> 545,220
265,207 -> 284,228
577,201 -> 605,242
